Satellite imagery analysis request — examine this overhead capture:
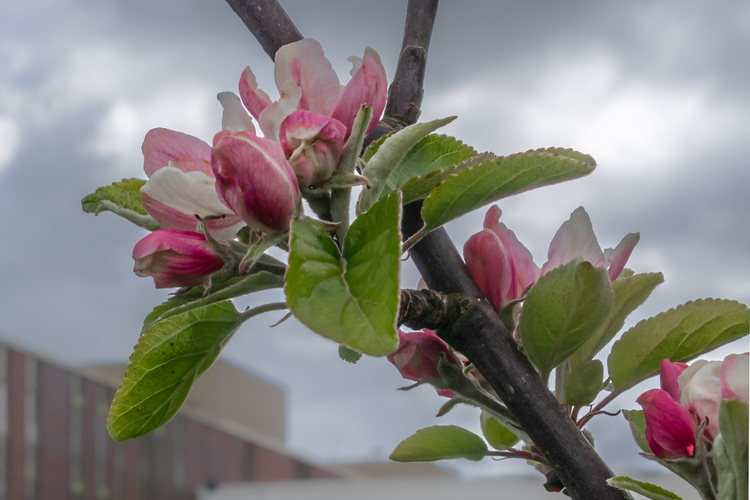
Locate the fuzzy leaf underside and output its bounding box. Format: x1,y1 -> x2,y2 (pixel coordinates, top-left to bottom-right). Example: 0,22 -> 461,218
390,425 -> 488,462
357,117 -> 455,214
381,134 -> 476,196
607,476 -> 683,500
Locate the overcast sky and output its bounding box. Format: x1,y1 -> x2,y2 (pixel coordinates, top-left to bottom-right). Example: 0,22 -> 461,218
1,0 -> 748,482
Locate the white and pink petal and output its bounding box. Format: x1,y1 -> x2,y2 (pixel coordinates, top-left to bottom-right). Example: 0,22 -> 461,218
218,92 -> 256,134
142,128 -> 212,177
541,207 -> 607,276
331,47 -> 388,138
274,39 -> 341,117
239,66 -> 272,120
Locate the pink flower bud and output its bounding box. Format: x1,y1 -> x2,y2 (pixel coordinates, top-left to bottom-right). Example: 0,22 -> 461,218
211,130 -> 300,234
637,389 -> 698,459
279,110 -> 346,187
387,330 -> 458,386
464,206 -> 539,311
132,230 -> 224,289
659,359 -> 689,402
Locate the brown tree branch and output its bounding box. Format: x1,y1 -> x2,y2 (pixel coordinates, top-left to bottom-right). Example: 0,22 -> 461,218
229,0 -> 628,497
224,0 -> 302,57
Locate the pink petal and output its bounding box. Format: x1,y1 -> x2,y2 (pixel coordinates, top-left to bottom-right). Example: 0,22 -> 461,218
606,232 -> 640,280
721,353 -> 749,401
464,229 -> 513,312
217,92 -> 256,134
238,66 -> 272,120
541,207 -> 607,276
331,47 -> 388,138
660,359 -> 690,402
638,389 -> 698,459
279,110 -> 346,186
211,131 -> 300,233
133,230 -> 224,289
274,39 -> 341,117
142,128 -> 212,178
483,206 -> 540,295
257,80 -> 302,141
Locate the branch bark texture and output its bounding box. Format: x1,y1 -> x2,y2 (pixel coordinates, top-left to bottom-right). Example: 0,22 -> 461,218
230,0 -> 627,498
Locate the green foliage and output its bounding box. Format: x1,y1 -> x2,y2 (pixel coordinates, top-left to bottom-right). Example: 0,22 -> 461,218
570,272 -> 664,368
565,360 -> 604,407
109,301 -> 250,440
607,476 -> 684,500
338,345 -> 362,364
419,148 -> 596,233
714,399 -> 749,500
623,410 -> 652,453
285,192 -> 402,356
518,259 -> 614,380
380,134 -> 476,196
82,178 -> 160,230
143,270 -> 284,328
357,117 -> 455,214
608,299 -> 749,391
390,425 -> 488,462
480,411 -> 520,449
400,152 -> 496,205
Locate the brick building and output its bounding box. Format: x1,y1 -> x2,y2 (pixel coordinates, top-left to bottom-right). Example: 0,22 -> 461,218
0,340 -> 338,500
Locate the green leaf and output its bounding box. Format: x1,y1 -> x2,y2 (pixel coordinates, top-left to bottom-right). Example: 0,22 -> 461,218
608,299 -> 749,391
381,134 -> 476,196
623,410 -> 652,453
143,270 -> 285,328
338,345 -> 362,364
285,191 -> 402,356
518,259 -> 614,379
714,399 -> 749,500
420,148 -> 595,232
401,152 -> 496,205
571,272 -> 664,368
108,301 -> 269,440
390,425 -> 488,462
82,178 -> 160,230
357,117 -> 456,214
480,411 -> 520,449
607,476 -> 683,500
565,360 -> 604,407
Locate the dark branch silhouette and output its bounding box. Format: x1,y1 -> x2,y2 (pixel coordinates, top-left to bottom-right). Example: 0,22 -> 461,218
226,0 -> 629,497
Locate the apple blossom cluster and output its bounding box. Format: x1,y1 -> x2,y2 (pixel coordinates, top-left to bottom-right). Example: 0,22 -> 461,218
132,39 -> 387,288
464,205 -> 639,313
389,204 -> 639,388
639,354 -> 749,459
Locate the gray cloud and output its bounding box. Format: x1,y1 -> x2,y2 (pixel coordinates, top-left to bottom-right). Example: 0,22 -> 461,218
1,0 -> 747,480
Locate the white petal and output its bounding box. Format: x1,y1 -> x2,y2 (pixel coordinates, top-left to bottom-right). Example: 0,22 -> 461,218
218,92 -> 256,133
541,207 -> 607,276
141,166 -> 236,218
